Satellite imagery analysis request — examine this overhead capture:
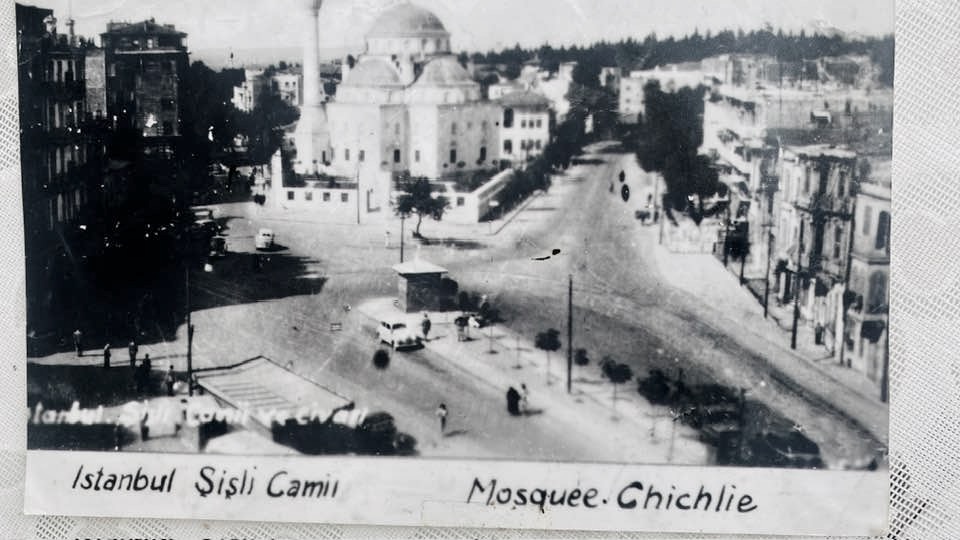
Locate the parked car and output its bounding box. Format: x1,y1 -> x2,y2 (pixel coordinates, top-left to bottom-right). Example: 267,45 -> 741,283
377,320 -> 421,350
255,228 -> 275,250
354,411 -> 398,454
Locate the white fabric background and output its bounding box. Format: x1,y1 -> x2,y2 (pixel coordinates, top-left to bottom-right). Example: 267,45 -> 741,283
0,0 -> 957,538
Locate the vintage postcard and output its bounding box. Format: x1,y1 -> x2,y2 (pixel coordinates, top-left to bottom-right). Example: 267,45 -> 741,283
16,0 -> 892,535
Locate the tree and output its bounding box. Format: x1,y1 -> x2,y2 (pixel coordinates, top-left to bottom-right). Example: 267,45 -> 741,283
372,349 -> 390,370
535,328 -> 562,384
600,356 -> 633,413
574,348 -> 589,366
394,177 -> 450,237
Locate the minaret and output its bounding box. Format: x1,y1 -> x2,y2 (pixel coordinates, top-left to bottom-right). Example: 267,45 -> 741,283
293,0 -> 331,175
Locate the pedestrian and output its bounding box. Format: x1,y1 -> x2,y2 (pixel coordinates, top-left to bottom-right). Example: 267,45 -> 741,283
506,387 -> 521,416
128,341 -> 138,368
520,383 -> 529,413
619,170 -> 626,183
102,344 -> 111,369
421,313 -> 432,341
384,230 -> 391,248
436,403 -> 448,434
165,365 -> 176,396
72,329 -> 83,357
143,353 -> 152,373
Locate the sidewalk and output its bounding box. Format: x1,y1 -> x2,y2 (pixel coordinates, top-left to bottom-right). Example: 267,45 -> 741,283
356,297 -> 714,466
645,226 -> 888,444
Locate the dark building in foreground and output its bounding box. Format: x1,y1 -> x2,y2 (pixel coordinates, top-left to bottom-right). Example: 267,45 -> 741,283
97,19 -> 188,169
17,4 -> 105,337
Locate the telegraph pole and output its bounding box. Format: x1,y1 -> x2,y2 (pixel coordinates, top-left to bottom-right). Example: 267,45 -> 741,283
566,273 -> 573,394
400,215 -> 405,263
185,266 -> 193,396
791,219 -> 805,350
763,224 -> 772,318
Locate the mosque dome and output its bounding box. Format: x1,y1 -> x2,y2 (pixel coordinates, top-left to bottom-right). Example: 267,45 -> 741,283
341,57 -> 403,87
414,56 -> 475,87
367,3 -> 449,38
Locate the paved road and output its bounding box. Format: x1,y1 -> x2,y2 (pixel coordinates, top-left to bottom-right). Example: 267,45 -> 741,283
445,146 -> 883,467
180,145 -> 882,466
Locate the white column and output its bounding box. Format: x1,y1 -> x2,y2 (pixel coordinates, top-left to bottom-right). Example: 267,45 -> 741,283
302,0 -> 322,108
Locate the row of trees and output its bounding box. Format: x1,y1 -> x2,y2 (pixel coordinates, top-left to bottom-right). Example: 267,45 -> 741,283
468,30 -> 894,88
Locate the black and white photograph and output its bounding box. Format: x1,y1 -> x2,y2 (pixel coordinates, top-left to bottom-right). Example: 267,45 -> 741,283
14,0 -> 898,533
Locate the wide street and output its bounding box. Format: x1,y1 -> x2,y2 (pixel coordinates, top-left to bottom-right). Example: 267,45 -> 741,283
120,142 -> 884,466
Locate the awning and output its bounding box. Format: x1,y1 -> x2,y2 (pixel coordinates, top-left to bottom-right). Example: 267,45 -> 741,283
861,320 -> 886,343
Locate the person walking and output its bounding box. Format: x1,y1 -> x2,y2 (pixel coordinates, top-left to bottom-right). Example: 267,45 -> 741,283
435,403 -> 448,434
164,365 -> 176,396
520,383 -> 529,413
128,341 -> 138,368
506,387 -> 521,416
421,313 -> 432,342
384,230 -> 391,249
143,354 -> 152,373
102,344 -> 111,369
72,329 -> 83,357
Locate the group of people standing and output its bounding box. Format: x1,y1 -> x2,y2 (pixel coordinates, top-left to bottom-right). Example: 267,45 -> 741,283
72,329 -> 177,397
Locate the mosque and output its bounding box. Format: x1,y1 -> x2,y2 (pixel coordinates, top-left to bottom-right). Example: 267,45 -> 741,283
283,2 -> 512,223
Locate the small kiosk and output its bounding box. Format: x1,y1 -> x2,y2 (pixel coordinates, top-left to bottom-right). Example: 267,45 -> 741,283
392,260 -> 448,313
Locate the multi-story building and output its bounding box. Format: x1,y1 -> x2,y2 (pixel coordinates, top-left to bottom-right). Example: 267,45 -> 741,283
98,18 -> 188,165
232,68 -> 268,112
272,69 -> 303,107
497,90 -> 551,162
770,144 -> 859,354
17,4 -> 104,336
841,162 -> 890,394
619,64 -> 711,123
232,68 -> 305,112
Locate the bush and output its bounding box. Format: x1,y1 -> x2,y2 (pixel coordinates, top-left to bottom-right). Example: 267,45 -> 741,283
372,349 -> 390,370
574,348 -> 589,366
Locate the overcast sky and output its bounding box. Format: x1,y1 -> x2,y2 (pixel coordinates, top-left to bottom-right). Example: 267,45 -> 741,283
21,0 -> 894,55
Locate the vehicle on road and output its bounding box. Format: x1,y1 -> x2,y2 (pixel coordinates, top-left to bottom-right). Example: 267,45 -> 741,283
255,228 -> 275,250
377,320 -> 422,350
209,235 -> 227,258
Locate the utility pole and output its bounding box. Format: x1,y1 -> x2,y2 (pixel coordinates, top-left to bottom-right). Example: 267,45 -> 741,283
567,273 -> 573,394
839,192 -> 858,367
185,266 -> 193,396
763,224 -> 772,318
791,219 -> 805,350
400,215 -> 405,263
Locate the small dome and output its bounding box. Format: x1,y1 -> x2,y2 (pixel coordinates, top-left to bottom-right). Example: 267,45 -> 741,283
367,3 -> 449,38
342,57 -> 403,87
413,56 -> 475,87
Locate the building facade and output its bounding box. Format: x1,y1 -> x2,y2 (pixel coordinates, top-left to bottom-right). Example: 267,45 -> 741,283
99,18 -> 189,164
497,90 -> 551,162
289,3 -> 506,223
771,145 -> 858,353
619,65 -> 711,123
232,68 -> 269,112
17,4 -> 107,335
842,174 -> 890,391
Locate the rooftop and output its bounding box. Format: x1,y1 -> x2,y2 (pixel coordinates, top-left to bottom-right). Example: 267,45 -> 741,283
392,260 -> 448,275
498,89 -> 551,109
103,18 -> 186,37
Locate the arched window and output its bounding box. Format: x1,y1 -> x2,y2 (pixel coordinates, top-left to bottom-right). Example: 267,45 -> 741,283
867,272 -> 887,313
876,211 -> 890,252
393,149 -> 401,163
